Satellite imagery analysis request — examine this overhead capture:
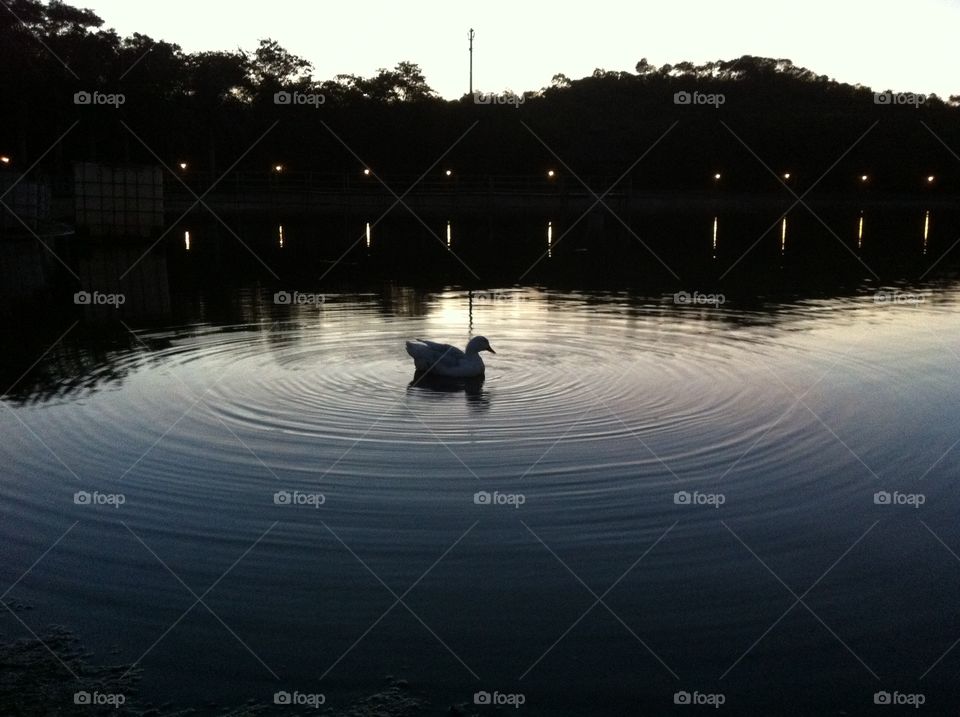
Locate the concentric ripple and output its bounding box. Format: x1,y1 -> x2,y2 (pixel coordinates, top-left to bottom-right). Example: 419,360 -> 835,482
7,289 -> 958,536
5,285 -> 960,711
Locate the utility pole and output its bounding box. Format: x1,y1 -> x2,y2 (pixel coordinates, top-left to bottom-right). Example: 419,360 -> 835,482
468,28 -> 475,95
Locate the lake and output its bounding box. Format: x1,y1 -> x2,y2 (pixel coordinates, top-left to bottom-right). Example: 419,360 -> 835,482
2,207 -> 960,714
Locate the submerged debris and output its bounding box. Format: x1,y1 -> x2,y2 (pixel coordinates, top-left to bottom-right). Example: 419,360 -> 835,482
0,624 -> 141,715
0,617 -> 429,716
328,677 -> 426,717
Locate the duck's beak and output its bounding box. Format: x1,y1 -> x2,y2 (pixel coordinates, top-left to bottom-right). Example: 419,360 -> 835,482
487,346 -> 496,354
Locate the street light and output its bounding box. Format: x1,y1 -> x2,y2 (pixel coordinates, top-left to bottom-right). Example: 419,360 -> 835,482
273,164 -> 284,173
363,168 -> 371,176
445,169 -> 453,177
0,155 -> 10,165
927,175 -> 936,184
783,172 -> 791,180
547,170 -> 556,178
713,172 -> 722,181
178,161 -> 188,171
860,174 -> 869,183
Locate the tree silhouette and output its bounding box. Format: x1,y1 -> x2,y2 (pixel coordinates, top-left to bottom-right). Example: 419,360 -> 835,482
0,0 -> 957,193
247,38 -> 312,98
183,51 -> 250,173
334,61 -> 436,103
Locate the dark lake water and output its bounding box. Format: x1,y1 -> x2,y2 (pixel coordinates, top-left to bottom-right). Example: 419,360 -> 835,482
2,206 -> 960,714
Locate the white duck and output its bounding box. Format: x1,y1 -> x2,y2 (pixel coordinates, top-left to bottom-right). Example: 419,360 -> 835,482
405,336 -> 496,378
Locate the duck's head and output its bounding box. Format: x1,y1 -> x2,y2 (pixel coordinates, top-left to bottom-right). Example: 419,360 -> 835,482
466,336 -> 496,354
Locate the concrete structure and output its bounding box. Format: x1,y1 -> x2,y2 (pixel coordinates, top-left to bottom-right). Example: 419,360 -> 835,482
73,162 -> 164,237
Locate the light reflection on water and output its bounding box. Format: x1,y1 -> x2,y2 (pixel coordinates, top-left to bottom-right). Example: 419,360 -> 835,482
167,208 -> 951,285
3,285 -> 960,712
712,215 -> 718,259
172,208 -> 944,279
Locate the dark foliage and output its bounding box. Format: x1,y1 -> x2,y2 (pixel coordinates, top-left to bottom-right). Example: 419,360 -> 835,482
1,0 -> 957,193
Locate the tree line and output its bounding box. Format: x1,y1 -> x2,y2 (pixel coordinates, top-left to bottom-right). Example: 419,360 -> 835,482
2,0 -> 958,193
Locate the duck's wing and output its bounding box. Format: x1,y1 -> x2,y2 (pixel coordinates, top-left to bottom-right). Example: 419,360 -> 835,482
405,340 -> 464,370
416,339 -> 465,358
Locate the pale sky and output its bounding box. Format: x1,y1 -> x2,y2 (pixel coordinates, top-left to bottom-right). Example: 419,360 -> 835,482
81,0 -> 959,99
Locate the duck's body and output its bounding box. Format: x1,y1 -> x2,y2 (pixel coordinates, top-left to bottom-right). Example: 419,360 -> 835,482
404,336 -> 495,378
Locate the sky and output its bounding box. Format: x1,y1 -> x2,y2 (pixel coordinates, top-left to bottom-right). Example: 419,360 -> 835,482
80,0 -> 960,100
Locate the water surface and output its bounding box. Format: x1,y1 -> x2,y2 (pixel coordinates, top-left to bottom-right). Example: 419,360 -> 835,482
4,279 -> 960,714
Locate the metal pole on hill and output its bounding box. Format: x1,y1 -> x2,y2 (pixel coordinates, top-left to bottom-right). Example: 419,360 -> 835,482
468,28 -> 475,95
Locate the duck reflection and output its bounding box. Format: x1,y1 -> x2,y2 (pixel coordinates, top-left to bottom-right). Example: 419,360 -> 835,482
407,372 -> 490,410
